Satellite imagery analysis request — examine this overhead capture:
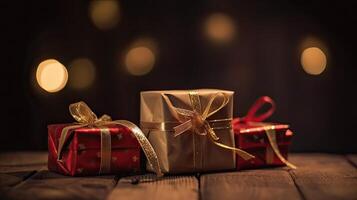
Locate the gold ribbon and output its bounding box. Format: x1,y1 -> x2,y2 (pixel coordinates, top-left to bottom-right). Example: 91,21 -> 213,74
57,101 -> 163,176
99,127 -> 111,173
264,127 -> 297,169
147,91 -> 255,161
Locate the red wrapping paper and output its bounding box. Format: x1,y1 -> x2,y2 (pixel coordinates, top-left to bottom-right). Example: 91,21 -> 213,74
234,122 -> 293,170
48,124 -> 141,176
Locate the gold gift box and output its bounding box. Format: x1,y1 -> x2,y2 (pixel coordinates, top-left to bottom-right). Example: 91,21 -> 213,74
140,89 -> 236,174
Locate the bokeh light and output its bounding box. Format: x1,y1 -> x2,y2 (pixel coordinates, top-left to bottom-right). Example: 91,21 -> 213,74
68,58 -> 96,89
36,59 -> 68,93
89,0 -> 120,30
125,47 -> 155,76
204,13 -> 236,44
301,47 -> 327,75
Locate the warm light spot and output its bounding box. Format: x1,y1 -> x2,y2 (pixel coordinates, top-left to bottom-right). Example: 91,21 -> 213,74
68,58 -> 96,89
301,47 -> 327,75
285,130 -> 294,137
36,59 -> 68,93
205,13 -> 236,44
89,0 -> 120,30
125,46 -> 155,76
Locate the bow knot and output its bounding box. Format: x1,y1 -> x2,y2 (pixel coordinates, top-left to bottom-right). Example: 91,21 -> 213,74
190,111 -> 206,134
169,93 -> 227,138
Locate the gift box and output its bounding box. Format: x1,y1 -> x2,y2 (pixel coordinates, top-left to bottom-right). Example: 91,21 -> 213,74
140,89 -> 254,174
233,96 -> 296,170
48,102 -> 162,176
48,124 -> 141,176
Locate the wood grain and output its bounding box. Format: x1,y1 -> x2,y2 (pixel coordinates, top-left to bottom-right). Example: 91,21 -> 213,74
200,169 -> 302,200
288,153 -> 357,200
0,151 -> 47,173
2,170 -> 117,200
0,171 -> 37,188
0,152 -> 47,167
1,152 -> 357,200
346,154 -> 357,168
0,152 -> 47,189
107,174 -> 199,200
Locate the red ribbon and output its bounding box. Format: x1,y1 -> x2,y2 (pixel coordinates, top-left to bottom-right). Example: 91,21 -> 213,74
232,96 -> 276,126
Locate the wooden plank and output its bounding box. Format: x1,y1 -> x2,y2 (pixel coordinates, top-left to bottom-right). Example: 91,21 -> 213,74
0,152 -> 47,168
0,151 -> 47,173
288,153 -> 357,200
289,153 -> 355,170
107,174 -> 199,200
346,154 -> 357,168
200,169 -> 302,200
0,165 -> 46,174
0,171 -> 37,188
2,170 -> 117,200
0,172 -> 31,187
0,152 -> 47,189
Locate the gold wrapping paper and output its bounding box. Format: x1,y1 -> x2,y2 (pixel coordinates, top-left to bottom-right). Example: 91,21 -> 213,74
140,89 -> 237,173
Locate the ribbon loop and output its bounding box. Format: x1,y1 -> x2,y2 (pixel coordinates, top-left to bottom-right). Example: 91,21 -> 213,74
245,96 -> 275,122
232,96 -> 275,125
69,101 -> 98,124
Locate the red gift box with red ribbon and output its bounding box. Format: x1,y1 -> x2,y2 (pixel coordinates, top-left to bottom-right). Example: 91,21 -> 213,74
233,96 -> 296,170
48,101 -> 163,176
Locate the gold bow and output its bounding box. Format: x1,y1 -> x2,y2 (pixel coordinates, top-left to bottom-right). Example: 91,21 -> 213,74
162,91 -> 255,160
57,101 -> 163,176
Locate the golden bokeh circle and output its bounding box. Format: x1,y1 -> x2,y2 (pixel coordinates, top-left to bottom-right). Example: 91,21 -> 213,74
125,46 -> 155,76
301,47 -> 327,75
36,59 -> 68,93
89,0 -> 120,30
68,58 -> 96,89
205,13 -> 236,44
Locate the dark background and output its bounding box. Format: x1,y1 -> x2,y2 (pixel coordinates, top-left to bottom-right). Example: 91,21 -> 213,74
1,1 -> 353,152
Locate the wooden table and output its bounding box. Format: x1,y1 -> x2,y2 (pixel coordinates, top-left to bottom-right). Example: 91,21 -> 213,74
0,152 -> 356,200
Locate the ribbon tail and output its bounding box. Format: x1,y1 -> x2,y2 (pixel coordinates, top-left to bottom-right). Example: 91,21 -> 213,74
205,122 -> 219,140
113,120 -> 164,177
207,133 -> 255,160
265,128 -> 297,169
203,92 -> 229,119
173,120 -> 192,137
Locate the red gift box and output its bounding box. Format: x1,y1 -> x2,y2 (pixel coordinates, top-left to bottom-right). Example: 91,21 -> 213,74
47,101 -> 163,176
233,96 -> 296,170
48,123 -> 141,176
